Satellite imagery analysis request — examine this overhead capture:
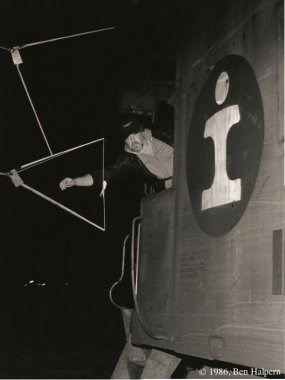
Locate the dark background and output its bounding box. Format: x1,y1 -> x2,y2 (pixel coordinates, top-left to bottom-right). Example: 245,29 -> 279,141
0,0 -> 177,377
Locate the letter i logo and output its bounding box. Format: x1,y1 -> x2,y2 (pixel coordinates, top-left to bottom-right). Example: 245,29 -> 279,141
186,55 -> 264,237
202,72 -> 241,210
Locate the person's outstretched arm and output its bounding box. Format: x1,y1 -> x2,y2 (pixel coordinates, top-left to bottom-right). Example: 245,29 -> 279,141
59,174 -> 94,190
59,153 -> 138,191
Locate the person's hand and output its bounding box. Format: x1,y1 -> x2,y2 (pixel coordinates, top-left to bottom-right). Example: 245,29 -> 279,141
59,177 -> 75,190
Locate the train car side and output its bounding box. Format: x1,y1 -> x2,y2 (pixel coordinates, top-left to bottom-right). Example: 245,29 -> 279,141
132,0 -> 284,372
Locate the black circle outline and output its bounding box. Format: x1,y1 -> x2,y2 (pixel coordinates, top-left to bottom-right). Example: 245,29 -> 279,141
186,55 -> 264,237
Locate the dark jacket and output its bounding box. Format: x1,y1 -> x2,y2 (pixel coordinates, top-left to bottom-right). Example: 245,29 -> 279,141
90,126 -> 174,191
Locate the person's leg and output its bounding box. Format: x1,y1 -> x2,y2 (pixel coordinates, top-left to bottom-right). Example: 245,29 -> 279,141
140,348 -> 181,379
111,308 -> 148,379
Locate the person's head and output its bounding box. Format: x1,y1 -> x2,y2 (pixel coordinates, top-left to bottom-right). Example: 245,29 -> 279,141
118,117 -> 146,153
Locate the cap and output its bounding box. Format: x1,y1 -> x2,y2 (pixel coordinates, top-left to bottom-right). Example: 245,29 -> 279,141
118,117 -> 144,140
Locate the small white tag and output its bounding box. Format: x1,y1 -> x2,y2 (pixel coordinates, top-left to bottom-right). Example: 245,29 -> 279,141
9,170 -> 24,187
11,48 -> 23,65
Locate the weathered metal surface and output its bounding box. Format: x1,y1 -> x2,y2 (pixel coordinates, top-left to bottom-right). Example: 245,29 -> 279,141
132,189 -> 175,344
132,0 -> 284,372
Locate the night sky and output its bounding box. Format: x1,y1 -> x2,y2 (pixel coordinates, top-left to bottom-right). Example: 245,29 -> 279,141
0,0 -> 177,378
